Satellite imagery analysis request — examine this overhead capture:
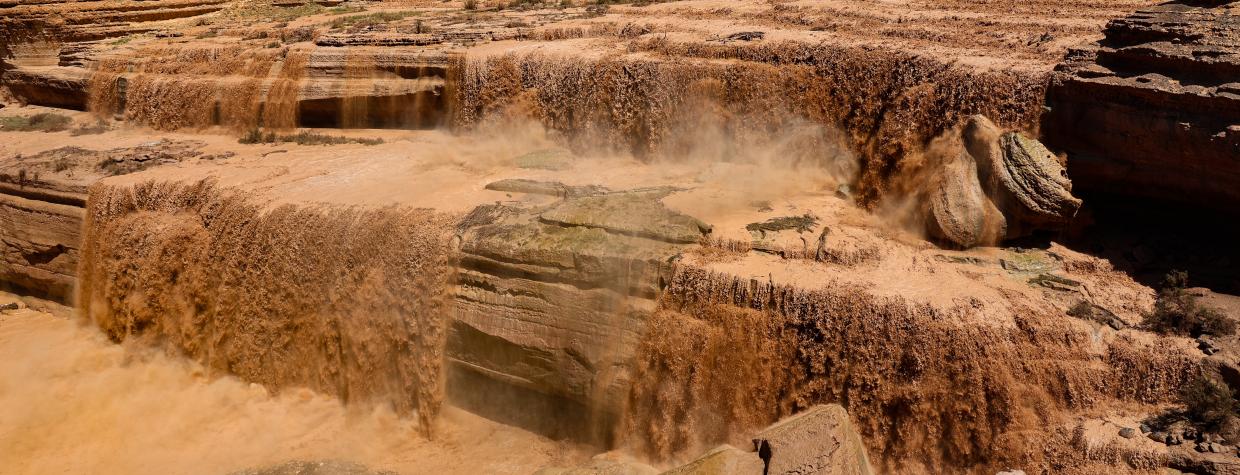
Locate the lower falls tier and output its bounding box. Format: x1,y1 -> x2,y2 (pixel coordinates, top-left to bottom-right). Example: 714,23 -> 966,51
8,177 -> 1191,474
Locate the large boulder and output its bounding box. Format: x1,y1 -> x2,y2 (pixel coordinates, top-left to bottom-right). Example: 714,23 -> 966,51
926,146 -> 1005,248
927,115 -> 1081,247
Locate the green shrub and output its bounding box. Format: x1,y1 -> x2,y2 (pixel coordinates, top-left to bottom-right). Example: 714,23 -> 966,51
463,0 -> 477,10
1143,271 -> 1237,337
238,129 -> 382,146
1182,375 -> 1237,431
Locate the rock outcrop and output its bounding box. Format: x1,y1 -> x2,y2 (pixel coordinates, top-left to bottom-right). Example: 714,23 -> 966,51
926,115 -> 1082,248
449,185 -> 701,442
0,140 -> 205,301
1046,0 -> 1240,213
749,405 -> 873,475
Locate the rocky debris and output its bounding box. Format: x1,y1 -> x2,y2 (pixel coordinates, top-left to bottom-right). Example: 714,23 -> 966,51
0,302 -> 20,312
315,33 -> 440,47
750,405 -> 873,475
720,31 -> 764,42
927,116 -> 1081,248
1167,445 -> 1240,475
1029,273 -> 1082,292
999,248 -> 1062,274
1046,0 -> 1240,214
743,215 -> 845,261
0,140 -> 205,186
1068,300 -> 1126,330
1119,427 -> 1137,438
1200,336 -> 1223,356
1196,442 -> 1230,454
230,460 -> 397,475
540,191 -> 711,244
746,213 -> 818,237
933,254 -> 990,266
1149,431 -> 1169,443
96,140 -> 205,176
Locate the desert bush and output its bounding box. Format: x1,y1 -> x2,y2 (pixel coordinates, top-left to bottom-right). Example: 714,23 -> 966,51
0,112 -> 72,132
238,128 -> 275,144
1143,271 -> 1237,337
463,0 -> 477,10
1181,374 -> 1237,431
238,129 -> 383,146
287,131 -> 383,146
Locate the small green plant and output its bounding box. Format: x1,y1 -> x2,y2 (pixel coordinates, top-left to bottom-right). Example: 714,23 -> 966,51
1143,270 -> 1237,337
108,35 -> 134,46
1181,374 -> 1237,431
463,0 -> 477,10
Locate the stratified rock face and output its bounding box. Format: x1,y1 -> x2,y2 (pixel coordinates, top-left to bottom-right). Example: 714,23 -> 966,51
449,186 -> 697,442
1046,0 -> 1240,211
925,115 -> 1080,248
0,141 -> 206,302
0,193 -> 80,301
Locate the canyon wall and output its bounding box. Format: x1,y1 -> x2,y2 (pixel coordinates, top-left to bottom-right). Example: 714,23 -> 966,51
1045,0 -> 1240,212
0,191 -> 80,301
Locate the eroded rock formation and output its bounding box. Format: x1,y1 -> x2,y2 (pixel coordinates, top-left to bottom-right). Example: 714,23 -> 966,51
449,184 -> 699,442
1046,0 -> 1240,212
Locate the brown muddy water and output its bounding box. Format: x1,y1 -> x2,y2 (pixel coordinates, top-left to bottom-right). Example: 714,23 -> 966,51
0,307 -> 587,475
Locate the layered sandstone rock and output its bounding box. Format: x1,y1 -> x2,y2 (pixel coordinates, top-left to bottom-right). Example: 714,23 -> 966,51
1046,0 -> 1240,212
0,140 -> 204,301
449,185 -> 698,442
